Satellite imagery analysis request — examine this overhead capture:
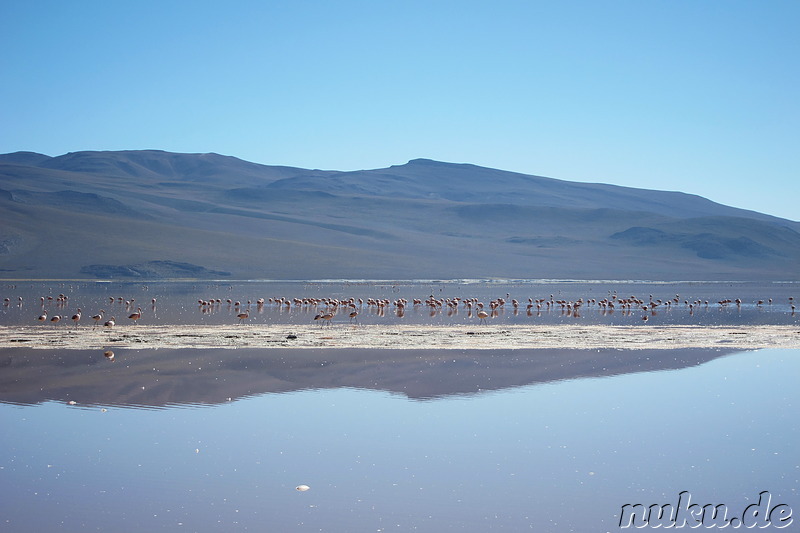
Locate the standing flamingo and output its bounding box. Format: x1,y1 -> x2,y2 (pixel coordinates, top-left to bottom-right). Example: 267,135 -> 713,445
314,312 -> 334,326
128,307 -> 142,324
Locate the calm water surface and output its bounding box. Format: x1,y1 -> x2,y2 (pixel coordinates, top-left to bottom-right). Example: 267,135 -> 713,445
1,346 -> 798,532
1,280 -> 798,326
1,281 -> 798,532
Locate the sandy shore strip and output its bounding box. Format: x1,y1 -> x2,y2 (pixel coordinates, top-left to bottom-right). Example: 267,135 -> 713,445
1,324 -> 799,350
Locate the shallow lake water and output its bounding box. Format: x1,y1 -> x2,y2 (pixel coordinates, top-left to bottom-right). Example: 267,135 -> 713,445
1,346 -> 798,532
1,279 -> 798,327
0,281 -> 798,531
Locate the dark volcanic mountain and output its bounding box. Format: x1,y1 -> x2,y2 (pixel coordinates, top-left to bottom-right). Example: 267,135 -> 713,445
1,150 -> 798,280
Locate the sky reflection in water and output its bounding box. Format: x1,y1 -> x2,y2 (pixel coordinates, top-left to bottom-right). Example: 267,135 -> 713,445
1,346 -> 798,532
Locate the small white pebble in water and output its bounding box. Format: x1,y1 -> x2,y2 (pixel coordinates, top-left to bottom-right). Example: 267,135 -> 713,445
296,485 -> 310,492
101,408 -> 107,413
67,400 -> 77,405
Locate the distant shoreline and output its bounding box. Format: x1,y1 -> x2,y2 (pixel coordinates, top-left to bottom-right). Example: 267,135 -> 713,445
1,324 -> 798,351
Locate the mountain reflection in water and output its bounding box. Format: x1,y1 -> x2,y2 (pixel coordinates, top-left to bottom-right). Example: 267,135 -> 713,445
0,346 -> 740,408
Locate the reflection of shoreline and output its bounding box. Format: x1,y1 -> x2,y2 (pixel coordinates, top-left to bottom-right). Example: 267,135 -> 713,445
0,324 -> 799,350
0,346 -> 747,407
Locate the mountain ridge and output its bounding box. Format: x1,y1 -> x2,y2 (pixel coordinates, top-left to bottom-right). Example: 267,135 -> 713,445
0,150 -> 797,280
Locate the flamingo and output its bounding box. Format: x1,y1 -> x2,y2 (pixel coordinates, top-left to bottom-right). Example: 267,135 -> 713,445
104,317 -> 116,328
477,310 -> 489,324
71,308 -> 82,328
91,310 -> 104,327
37,310 -> 48,322
50,315 -> 61,324
237,309 -> 250,324
128,307 -> 142,324
314,312 -> 334,326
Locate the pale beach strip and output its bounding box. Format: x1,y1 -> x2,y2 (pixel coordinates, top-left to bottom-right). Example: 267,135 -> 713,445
1,324 -> 799,350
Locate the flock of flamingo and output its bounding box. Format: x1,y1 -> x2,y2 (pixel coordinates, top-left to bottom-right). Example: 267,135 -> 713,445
195,293 -> 797,325
2,290 -> 796,327
5,293 -> 154,328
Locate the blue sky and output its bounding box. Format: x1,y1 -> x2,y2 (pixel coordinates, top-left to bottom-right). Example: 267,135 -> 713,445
1,1 -> 797,220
